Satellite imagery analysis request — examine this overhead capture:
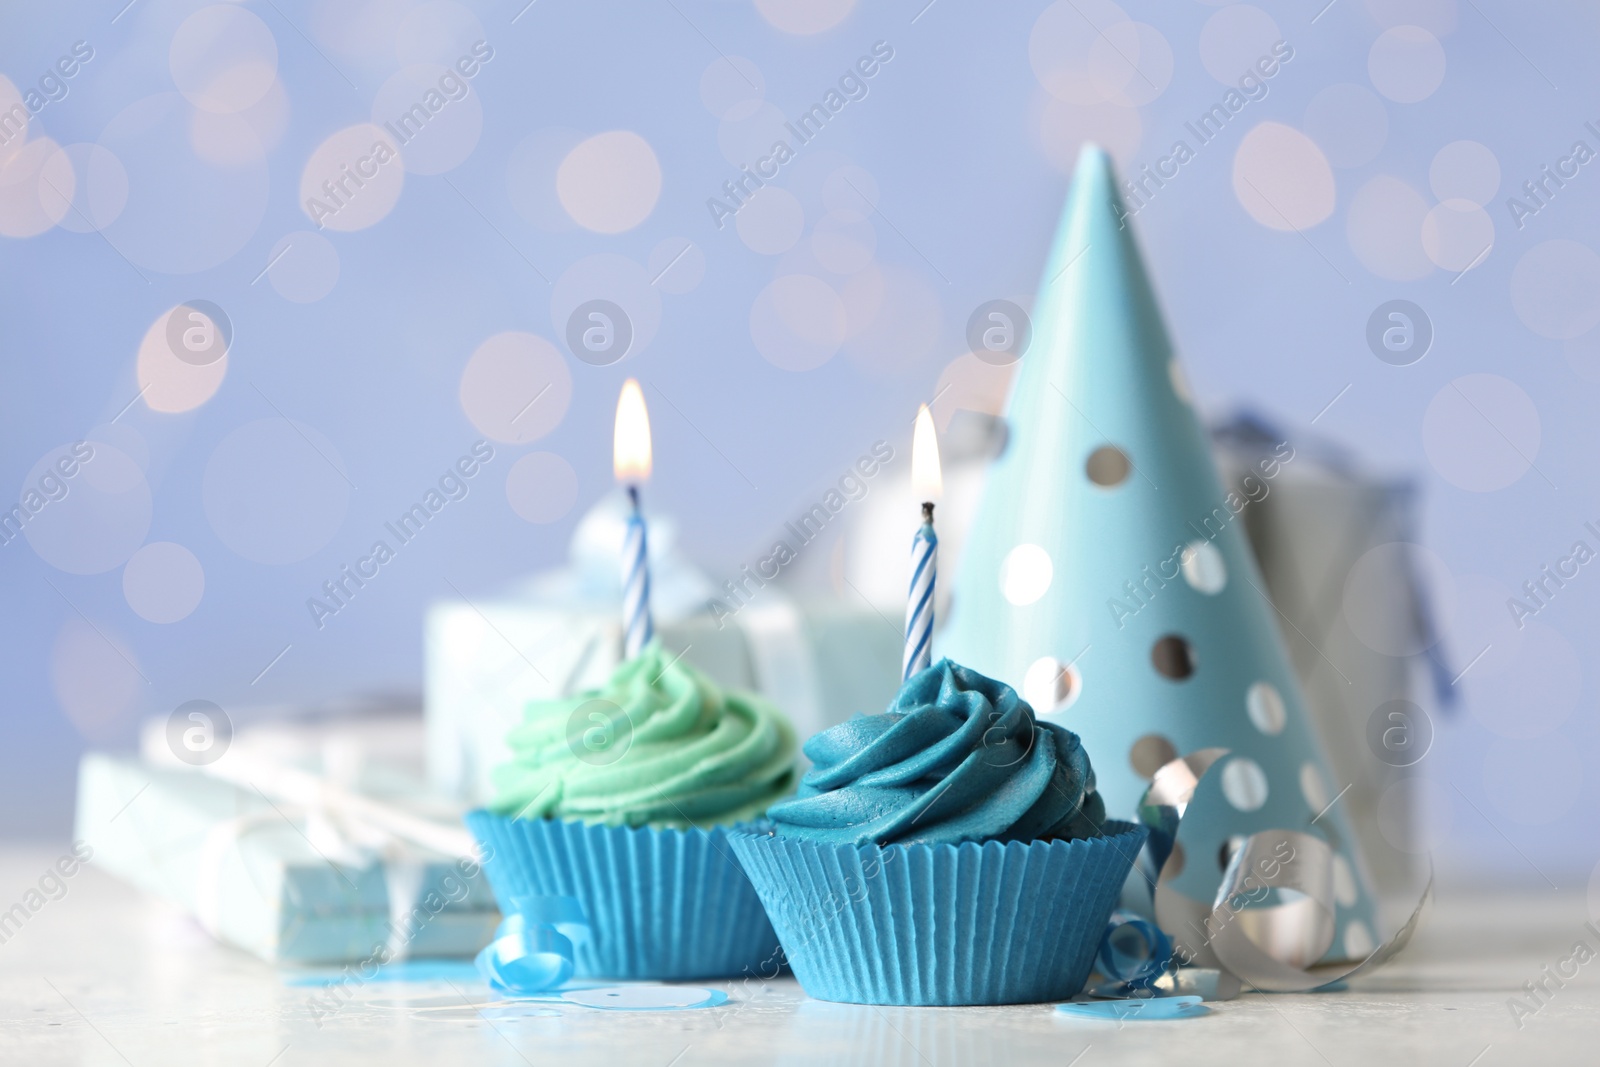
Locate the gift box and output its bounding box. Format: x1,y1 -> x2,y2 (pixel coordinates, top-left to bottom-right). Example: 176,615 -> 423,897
1212,414 -> 1445,897
425,493 -> 902,804
76,713 -> 499,965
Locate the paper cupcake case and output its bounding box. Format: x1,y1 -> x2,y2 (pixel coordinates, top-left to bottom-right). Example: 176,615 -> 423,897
729,820 -> 1147,1006
465,810 -> 781,981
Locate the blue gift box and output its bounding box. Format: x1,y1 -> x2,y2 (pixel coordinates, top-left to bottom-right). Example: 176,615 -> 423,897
75,753 -> 498,964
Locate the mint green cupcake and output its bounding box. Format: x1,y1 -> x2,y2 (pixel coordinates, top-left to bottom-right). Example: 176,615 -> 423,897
466,642 -> 798,980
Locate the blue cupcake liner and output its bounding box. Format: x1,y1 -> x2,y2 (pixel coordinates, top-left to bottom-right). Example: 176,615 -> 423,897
728,820 -> 1148,1005
465,810 -> 781,981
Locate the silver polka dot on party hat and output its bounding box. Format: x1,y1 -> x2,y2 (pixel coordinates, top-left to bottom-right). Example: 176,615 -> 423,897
1221,757 -> 1269,812
1085,444 -> 1131,486
1343,920 -> 1376,959
1246,681 -> 1286,735
1129,733 -> 1178,780
1181,539 -> 1226,594
1300,761 -> 1331,815
1332,853 -> 1358,908
1151,635 -> 1196,680
1023,655 -> 1080,712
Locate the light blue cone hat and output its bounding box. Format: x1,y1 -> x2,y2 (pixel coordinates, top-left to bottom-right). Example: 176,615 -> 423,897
942,145 -> 1379,963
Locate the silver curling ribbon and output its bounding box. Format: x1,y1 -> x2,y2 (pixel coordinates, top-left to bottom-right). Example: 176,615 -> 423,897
1139,750 -> 1433,993
1136,747 -> 1228,875
1136,747 -> 1229,969
1205,830 -> 1338,988
1148,966 -> 1242,1001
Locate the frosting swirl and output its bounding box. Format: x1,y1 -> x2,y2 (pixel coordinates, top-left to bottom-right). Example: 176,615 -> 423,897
767,659 -> 1105,847
488,642 -> 799,830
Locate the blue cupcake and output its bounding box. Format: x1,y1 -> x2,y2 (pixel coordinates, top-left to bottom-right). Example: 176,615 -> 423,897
729,659 -> 1145,1005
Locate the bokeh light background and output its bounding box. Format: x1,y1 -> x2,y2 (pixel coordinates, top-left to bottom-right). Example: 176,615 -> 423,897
2,0 -> 1597,893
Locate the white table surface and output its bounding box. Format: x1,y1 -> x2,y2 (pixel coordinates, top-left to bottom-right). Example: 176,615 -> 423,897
1,846 -> 1594,1066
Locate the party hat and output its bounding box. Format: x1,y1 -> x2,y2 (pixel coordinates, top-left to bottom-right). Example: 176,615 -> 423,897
942,145 -> 1379,963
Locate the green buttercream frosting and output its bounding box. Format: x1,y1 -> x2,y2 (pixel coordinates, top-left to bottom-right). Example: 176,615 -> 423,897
488,642 -> 800,830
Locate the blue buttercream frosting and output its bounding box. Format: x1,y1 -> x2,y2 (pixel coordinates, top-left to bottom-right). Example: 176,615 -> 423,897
767,659 -> 1106,847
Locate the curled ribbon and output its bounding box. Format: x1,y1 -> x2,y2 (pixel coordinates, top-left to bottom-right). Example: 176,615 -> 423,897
1136,749 -> 1432,994
1092,911 -> 1240,1001
474,896 -> 589,994
1097,910 -> 1172,985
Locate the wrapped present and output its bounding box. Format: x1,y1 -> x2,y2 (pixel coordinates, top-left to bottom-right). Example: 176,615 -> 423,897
75,712 -> 498,965
1211,414 -> 1446,896
425,492 -> 903,804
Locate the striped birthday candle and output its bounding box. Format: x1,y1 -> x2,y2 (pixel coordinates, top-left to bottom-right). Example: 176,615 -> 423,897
622,485 -> 654,659
904,503 -> 937,680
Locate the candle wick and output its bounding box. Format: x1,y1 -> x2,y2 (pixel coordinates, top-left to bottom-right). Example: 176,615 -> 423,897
628,484 -> 641,512
921,501 -> 935,525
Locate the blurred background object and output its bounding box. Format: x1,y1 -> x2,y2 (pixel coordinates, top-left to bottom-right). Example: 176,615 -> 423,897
76,700 -> 497,964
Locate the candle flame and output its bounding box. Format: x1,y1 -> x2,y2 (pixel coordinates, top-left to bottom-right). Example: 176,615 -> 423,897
911,404 -> 942,501
614,379 -> 652,482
